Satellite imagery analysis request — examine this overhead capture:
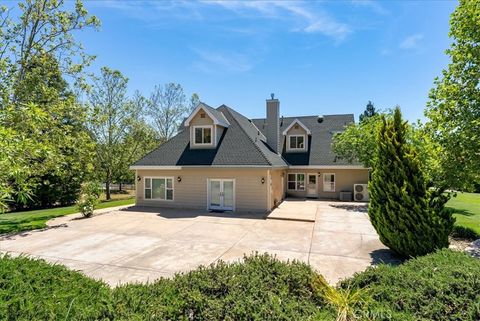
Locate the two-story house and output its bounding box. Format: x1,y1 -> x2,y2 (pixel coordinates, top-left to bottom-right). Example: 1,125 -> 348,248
130,95 -> 368,212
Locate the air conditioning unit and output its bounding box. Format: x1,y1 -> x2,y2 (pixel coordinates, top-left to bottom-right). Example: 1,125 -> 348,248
354,184 -> 369,202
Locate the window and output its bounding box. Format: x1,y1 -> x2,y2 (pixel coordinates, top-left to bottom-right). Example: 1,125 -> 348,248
323,173 -> 335,192
144,178 -> 174,200
287,173 -> 305,191
288,135 -> 305,150
194,126 -> 212,145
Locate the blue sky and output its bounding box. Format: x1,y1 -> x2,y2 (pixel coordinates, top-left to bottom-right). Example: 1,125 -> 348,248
75,0 -> 456,122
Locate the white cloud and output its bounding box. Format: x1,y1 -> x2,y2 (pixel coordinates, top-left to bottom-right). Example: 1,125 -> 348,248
399,34 -> 424,50
192,49 -> 253,73
351,0 -> 389,15
205,0 -> 351,41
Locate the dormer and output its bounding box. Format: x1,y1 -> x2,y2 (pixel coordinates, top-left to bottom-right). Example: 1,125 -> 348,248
282,119 -> 311,153
184,102 -> 230,149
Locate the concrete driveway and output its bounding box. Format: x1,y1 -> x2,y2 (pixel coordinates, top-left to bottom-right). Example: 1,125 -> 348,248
0,200 -> 398,286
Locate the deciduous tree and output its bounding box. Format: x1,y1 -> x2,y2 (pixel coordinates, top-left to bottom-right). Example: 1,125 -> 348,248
426,0 -> 480,191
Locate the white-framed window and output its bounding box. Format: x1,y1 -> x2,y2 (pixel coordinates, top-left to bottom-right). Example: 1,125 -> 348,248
144,177 -> 174,200
323,173 -> 335,192
288,135 -> 306,150
193,125 -> 213,145
287,173 -> 305,191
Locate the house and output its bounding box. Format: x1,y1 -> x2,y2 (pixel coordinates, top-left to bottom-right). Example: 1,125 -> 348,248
130,96 -> 368,212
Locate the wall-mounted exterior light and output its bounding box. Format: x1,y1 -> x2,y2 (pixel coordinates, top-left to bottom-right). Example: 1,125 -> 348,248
177,176 -> 182,183
137,176 -> 141,181
261,177 -> 265,184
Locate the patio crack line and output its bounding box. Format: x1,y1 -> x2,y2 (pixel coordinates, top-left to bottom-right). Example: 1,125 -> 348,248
212,230 -> 249,264
307,205 -> 320,264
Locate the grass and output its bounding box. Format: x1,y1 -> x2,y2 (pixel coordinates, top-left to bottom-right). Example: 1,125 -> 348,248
0,197 -> 135,234
446,192 -> 480,237
1,250 -> 479,320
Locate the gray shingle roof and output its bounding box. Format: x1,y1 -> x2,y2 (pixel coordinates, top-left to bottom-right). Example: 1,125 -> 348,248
133,105 -> 359,167
133,105 -> 287,167
251,114 -> 359,166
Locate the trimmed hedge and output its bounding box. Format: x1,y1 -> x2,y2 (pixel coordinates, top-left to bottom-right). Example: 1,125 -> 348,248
1,250 -> 479,320
0,255 -> 113,320
343,249 -> 480,321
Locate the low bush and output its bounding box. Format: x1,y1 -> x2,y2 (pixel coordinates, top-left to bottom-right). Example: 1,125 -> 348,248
113,254 -> 330,320
1,250 -> 479,320
0,254 -> 113,320
77,181 -> 102,218
342,249 -> 480,321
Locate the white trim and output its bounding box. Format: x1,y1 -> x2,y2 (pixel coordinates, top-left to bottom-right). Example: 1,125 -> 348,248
192,125 -> 214,146
287,172 -> 306,191
207,178 -> 236,211
323,173 -> 336,192
144,176 -> 175,201
282,119 -> 311,135
183,103 -> 230,127
288,165 -> 367,169
130,166 -> 181,170
286,134 -> 307,152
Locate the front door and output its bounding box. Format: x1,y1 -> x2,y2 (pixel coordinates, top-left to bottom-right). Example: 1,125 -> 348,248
209,179 -> 235,211
307,174 -> 317,198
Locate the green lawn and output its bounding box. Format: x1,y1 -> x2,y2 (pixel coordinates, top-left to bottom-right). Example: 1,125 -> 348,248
0,198 -> 135,234
447,192 -> 480,236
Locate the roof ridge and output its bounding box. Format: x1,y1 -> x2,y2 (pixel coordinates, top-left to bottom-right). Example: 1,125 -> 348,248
221,106 -> 273,166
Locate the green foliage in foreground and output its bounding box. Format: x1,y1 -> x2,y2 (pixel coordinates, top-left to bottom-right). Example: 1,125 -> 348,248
0,254 -> 332,321
447,192 -> 480,236
0,198 -> 134,234
343,249 -> 480,321
1,251 -> 479,321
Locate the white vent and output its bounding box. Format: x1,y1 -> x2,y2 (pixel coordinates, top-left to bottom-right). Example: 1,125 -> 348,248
354,184 -> 369,202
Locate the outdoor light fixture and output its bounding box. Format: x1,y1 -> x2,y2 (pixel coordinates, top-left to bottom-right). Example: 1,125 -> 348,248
177,176 -> 182,183
137,175 -> 141,181
261,177 -> 265,184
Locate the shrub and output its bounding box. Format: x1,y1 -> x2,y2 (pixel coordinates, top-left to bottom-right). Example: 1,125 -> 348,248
0,254 -> 113,320
368,107 -> 454,257
342,249 -> 480,321
77,181 -> 102,217
113,253 -> 331,320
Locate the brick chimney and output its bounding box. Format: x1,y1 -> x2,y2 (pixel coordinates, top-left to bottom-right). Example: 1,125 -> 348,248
265,93 -> 280,153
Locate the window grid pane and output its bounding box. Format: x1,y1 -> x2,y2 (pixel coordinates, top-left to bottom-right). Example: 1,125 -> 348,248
203,128 -> 212,143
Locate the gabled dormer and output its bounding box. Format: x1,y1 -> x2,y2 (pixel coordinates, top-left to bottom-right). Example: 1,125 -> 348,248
183,102 -> 230,149
282,119 -> 311,152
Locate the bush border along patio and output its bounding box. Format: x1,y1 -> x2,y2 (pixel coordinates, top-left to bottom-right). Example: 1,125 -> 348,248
1,250 -> 479,320
0,198 -> 134,234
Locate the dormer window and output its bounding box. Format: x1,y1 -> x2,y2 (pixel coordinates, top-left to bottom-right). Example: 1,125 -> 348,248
289,135 -> 305,150
194,126 -> 212,145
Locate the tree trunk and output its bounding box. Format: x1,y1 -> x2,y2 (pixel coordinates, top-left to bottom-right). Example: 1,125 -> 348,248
119,181 -> 122,191
105,181 -> 111,200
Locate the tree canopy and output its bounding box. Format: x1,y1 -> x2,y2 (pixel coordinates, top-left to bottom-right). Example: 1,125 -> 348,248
425,0 -> 480,191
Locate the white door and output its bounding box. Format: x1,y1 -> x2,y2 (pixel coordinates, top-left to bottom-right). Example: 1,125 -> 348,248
209,179 -> 235,211
307,174 -> 317,197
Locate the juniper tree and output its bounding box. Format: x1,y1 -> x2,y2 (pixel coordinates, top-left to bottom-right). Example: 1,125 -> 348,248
368,107 -> 454,258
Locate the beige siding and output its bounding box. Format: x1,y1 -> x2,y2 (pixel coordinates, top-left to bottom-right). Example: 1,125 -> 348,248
269,169 -> 286,209
286,169 -> 369,200
136,168 -> 269,212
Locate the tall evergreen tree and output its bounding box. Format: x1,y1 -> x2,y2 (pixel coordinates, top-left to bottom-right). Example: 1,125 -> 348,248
359,101 -> 377,122
368,107 -> 454,258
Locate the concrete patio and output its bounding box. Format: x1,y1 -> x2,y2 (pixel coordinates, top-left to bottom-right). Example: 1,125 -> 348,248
0,200 -> 399,286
